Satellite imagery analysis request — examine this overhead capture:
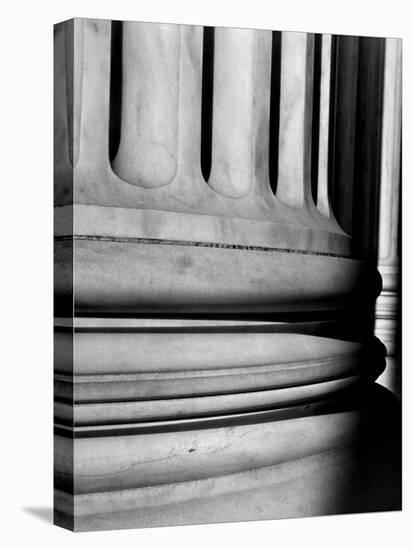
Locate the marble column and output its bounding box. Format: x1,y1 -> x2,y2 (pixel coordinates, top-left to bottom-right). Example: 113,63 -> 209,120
330,36 -> 359,236
276,32 -> 314,209
112,22 -> 180,187
375,38 -> 402,399
316,34 -> 334,219
54,19 -> 401,531
208,27 -> 271,199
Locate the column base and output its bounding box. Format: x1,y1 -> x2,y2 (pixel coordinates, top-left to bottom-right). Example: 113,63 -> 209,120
54,383 -> 401,532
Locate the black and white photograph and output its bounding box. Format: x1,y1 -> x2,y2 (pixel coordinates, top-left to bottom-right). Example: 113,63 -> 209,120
53,16 -> 402,531
1,1 -> 409,548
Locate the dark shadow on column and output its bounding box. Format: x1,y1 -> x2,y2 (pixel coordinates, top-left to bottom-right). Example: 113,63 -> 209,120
201,26 -> 214,182
330,383 -> 402,515
310,33 -> 322,204
269,31 -> 281,196
109,20 -> 123,162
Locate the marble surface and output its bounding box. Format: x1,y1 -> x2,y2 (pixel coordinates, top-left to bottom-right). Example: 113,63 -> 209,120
54,20 -> 348,256
66,239 -> 366,314
374,38 -> 401,368
112,23 -> 180,187
54,19 -> 401,532
54,384 -> 401,531
276,32 -> 314,209
208,28 -> 271,199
